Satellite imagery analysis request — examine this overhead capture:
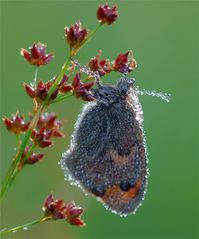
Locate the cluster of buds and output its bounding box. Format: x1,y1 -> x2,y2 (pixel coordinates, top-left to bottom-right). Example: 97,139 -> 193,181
3,112 -> 64,168
65,3 -> 118,56
65,21 -> 88,57
88,50 -> 112,77
21,43 -> 54,67
88,50 -> 137,76
71,73 -> 95,101
112,51 -> 137,73
97,3 -> 118,25
24,72 -> 95,104
31,112 -> 64,148
20,147 -> 44,166
24,79 -> 59,105
3,112 -> 30,134
43,194 -> 85,227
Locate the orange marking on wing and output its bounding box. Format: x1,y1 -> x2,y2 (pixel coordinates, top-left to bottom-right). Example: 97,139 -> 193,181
102,180 -> 142,202
102,185 -> 121,202
122,180 -> 141,201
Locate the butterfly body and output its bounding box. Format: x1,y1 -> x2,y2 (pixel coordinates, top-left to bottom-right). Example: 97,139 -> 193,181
61,77 -> 148,216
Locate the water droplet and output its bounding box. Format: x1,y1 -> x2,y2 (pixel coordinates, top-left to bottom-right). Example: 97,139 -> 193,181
23,227 -> 29,230
136,87 -> 171,103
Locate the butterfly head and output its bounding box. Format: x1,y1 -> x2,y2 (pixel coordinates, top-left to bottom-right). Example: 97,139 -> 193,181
93,77 -> 135,105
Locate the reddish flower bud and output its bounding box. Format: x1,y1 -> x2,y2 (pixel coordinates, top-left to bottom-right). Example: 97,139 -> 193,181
71,73 -> 95,101
42,194 -> 85,226
112,51 -> 137,73
3,113 -> 30,134
18,148 -> 44,169
68,217 -> 85,227
37,112 -> 65,138
60,85 -> 73,94
97,3 -> 118,25
88,51 -> 112,76
58,75 -> 73,94
65,202 -> 85,227
26,153 -> 44,164
43,194 -> 66,220
24,84 -> 36,98
21,43 -> 54,66
65,21 -> 88,56
31,128 -> 52,148
24,79 -> 59,103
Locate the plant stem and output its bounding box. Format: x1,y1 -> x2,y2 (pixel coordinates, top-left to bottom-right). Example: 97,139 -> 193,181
0,130 -> 31,200
51,92 -> 73,104
0,216 -> 51,236
86,23 -> 102,45
74,23 -> 102,56
0,54 -> 71,201
16,134 -> 20,148
8,144 -> 36,187
43,54 -> 71,106
33,67 -> 38,88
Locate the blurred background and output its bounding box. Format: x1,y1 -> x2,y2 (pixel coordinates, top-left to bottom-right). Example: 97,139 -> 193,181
0,0 -> 198,238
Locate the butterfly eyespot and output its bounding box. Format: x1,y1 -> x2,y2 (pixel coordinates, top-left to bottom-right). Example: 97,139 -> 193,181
91,185 -> 106,197
120,182 -> 131,191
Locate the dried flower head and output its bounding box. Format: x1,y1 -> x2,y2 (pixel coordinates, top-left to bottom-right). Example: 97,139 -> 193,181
58,75 -> 73,94
24,79 -> 58,103
112,51 -> 137,73
37,112 -> 65,138
65,202 -> 85,227
42,194 -> 85,226
31,128 -> 53,148
19,147 -> 44,167
21,43 -> 54,66
25,152 -> 44,165
88,51 -> 112,77
65,21 -> 88,56
72,73 -> 95,101
43,194 -> 68,220
3,113 -> 30,134
97,3 -> 118,25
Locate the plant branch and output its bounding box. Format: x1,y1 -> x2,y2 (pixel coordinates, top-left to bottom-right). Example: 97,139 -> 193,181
0,54 -> 71,201
0,216 -> 51,237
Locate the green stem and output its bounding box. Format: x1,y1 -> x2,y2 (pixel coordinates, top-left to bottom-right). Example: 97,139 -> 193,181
51,92 -> 73,104
72,23 -> 102,57
16,134 -> 20,147
8,167 -> 20,188
8,144 -> 36,187
33,67 -> 38,88
0,130 -> 31,200
86,23 -> 102,45
43,54 -> 71,106
24,144 -> 36,161
0,217 -> 51,237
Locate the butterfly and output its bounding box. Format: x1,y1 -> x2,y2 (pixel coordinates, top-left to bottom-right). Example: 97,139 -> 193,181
60,76 -> 170,216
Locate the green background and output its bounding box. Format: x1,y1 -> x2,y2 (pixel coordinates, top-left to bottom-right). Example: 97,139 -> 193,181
0,0 -> 198,238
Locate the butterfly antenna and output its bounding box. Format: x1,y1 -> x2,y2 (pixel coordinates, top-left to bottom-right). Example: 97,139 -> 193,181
135,87 -> 171,102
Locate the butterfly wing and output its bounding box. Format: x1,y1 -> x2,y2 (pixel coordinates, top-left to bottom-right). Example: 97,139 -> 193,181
98,98 -> 148,215
61,92 -> 148,216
